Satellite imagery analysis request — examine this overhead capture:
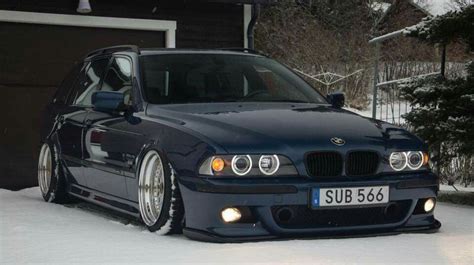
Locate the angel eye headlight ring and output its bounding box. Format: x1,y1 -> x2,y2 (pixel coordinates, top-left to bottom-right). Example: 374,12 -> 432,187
258,155 -> 280,175
390,152 -> 408,171
231,155 -> 252,176
407,151 -> 424,170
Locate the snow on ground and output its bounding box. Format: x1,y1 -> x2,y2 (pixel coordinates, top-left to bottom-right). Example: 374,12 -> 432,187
440,184 -> 474,193
1,188 -> 473,264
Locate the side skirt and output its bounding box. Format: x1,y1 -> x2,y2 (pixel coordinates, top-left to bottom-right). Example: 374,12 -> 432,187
68,184 -> 140,218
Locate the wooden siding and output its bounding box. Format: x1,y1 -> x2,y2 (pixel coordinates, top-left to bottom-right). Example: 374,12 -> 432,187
0,0 -> 244,189
0,0 -> 244,48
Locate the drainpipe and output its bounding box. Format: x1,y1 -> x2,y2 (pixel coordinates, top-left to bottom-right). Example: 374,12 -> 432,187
247,4 -> 260,50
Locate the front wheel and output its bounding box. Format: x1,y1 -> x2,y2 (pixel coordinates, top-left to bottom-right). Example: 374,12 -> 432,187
38,142 -> 69,203
138,150 -> 184,234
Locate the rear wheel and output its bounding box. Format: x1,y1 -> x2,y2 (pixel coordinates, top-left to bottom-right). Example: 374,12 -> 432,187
138,150 -> 184,234
38,142 -> 69,203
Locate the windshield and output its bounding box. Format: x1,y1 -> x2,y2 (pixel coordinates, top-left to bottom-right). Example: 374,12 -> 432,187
141,53 -> 327,104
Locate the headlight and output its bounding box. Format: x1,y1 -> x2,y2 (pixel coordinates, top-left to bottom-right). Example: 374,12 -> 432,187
389,152 -> 407,171
407,151 -> 423,170
259,155 -> 280,175
231,155 -> 252,176
389,151 -> 428,171
198,154 -> 297,177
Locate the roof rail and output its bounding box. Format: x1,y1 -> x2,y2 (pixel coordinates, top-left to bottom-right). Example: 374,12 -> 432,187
218,47 -> 267,56
85,45 -> 140,58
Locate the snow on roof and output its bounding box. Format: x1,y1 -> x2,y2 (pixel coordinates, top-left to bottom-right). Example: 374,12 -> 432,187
413,0 -> 456,16
370,1 -> 392,13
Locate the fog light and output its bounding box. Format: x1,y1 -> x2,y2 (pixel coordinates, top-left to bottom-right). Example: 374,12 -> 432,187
424,198 -> 436,212
221,207 -> 241,223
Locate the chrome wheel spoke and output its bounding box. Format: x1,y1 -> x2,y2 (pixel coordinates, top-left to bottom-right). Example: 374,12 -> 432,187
138,151 -> 165,226
38,144 -> 52,196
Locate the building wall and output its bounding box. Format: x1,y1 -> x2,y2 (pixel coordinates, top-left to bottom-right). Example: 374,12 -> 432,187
376,0 -> 467,62
0,0 -> 245,189
0,0 -> 244,48
377,0 -> 427,34
376,0 -> 437,62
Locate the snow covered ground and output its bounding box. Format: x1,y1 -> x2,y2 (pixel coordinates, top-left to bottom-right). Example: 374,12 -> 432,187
440,184 -> 474,193
1,188 -> 473,264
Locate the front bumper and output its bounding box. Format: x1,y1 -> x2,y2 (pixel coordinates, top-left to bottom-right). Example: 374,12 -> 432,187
179,172 -> 441,242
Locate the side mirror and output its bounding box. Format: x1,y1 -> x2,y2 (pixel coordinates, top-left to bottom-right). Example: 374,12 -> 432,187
91,91 -> 126,112
327,92 -> 345,109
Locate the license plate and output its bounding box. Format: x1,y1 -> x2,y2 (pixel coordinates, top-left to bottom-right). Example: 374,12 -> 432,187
311,186 -> 389,208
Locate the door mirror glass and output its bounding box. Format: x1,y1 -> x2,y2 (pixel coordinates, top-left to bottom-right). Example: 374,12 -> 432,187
91,91 -> 126,112
327,92 -> 345,109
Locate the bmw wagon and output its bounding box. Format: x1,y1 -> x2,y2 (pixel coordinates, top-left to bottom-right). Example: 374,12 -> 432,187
38,45 -> 440,242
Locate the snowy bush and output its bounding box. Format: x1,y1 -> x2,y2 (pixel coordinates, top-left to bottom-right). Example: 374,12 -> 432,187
403,5 -> 474,51
400,5 -> 474,186
401,64 -> 473,185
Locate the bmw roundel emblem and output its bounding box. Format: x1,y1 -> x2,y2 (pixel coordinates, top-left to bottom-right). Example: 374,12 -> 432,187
331,137 -> 345,146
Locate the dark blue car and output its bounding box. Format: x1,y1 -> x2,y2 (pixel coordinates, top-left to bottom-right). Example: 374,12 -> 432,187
38,46 -> 440,242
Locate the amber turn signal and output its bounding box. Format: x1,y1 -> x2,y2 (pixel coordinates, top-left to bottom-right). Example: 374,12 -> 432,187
423,152 -> 429,166
211,157 -> 225,172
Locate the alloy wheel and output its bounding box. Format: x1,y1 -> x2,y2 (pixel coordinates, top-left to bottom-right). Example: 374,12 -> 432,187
38,144 -> 52,196
138,151 -> 166,226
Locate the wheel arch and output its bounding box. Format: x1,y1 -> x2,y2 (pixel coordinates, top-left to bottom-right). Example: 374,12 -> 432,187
133,124 -> 221,181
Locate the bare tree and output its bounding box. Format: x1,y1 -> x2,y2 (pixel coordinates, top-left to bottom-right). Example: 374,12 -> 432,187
255,0 -> 379,109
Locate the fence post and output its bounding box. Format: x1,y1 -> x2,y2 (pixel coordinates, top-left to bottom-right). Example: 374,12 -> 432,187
372,42 -> 380,119
440,44 -> 447,77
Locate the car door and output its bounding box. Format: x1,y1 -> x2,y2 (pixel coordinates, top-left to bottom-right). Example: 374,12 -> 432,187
57,57 -> 110,187
83,56 -> 146,199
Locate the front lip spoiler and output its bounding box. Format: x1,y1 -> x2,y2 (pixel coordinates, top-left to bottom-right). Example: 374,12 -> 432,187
182,219 -> 441,243
182,228 -> 278,243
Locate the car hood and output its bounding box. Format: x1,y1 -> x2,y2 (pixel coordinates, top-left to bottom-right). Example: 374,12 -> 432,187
146,103 -> 423,154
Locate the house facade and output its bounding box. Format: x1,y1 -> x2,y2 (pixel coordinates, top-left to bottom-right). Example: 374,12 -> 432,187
0,0 -> 265,189
374,0 -> 466,62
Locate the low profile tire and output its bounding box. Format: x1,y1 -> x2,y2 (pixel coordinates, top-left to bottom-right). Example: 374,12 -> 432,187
138,150 -> 184,234
38,142 -> 69,203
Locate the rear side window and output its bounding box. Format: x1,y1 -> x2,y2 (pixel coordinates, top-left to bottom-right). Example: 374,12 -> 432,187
101,57 -> 133,105
71,58 -> 109,106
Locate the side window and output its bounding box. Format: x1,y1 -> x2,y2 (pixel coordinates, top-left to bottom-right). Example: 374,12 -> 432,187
71,58 -> 109,106
101,57 -> 133,105
54,63 -> 81,105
